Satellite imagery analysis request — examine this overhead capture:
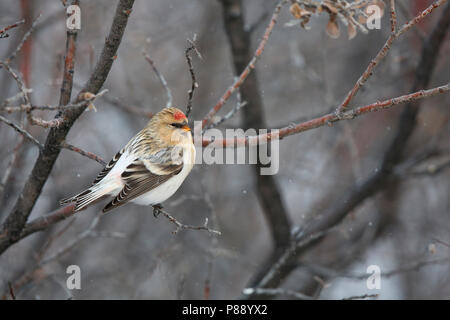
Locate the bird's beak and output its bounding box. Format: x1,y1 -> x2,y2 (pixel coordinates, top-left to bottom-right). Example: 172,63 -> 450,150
182,125 -> 191,132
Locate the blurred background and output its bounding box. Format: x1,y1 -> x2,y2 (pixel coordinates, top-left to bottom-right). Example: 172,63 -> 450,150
0,0 -> 449,299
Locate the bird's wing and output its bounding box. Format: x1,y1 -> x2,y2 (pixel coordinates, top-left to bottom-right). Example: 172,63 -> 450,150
91,148 -> 125,186
102,147 -> 183,213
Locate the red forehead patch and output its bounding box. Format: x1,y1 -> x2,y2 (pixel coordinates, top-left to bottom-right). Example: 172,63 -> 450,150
174,111 -> 187,120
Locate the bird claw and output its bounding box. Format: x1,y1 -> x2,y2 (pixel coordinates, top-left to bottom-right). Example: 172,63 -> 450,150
152,204 -> 163,218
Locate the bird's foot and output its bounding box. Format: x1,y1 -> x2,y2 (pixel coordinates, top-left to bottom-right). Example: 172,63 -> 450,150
152,204 -> 163,218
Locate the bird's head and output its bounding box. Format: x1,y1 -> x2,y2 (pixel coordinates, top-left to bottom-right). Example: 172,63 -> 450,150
149,107 -> 192,146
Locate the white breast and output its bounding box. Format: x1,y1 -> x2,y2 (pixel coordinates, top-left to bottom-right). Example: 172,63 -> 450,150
130,143 -> 196,206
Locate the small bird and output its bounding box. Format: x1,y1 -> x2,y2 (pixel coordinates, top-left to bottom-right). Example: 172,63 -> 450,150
60,107 -> 195,214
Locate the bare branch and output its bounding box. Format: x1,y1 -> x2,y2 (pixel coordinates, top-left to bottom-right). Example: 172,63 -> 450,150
243,0 -> 450,296
0,19 -> 25,39
5,14 -> 41,64
218,0 -> 293,289
39,216 -> 100,265
0,61 -> 64,128
185,35 -> 201,118
201,0 -> 286,128
15,204 -> 77,240
390,0 -> 397,34
1,90 -> 108,116
58,3 -> 78,108
152,205 -> 221,236
60,141 -> 107,166
201,83 -> 450,148
203,82 -> 247,131
396,0 -> 448,37
0,115 -> 43,149
0,139 -> 24,201
0,61 -> 31,105
0,0 -> 136,256
3,214 -> 124,299
142,50 -> 172,108
336,0 -> 448,114
7,282 -> 15,300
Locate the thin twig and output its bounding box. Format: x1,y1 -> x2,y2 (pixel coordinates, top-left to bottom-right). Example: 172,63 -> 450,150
396,0 -> 447,38
395,0 -> 426,40
0,61 -> 31,105
2,104 -> 72,113
0,115 -> 43,149
201,83 -> 450,147
142,50 -> 172,108
152,205 -> 221,236
201,0 -> 286,128
7,282 -> 15,300
204,83 -> 247,131
1,89 -> 33,108
253,226 -> 337,290
0,60 -> 65,128
60,141 -> 107,166
390,0 -> 397,34
408,155 -> 450,176
185,35 -> 201,118
1,90 -> 108,114
0,19 -> 25,39
34,218 -> 77,262
336,0 -> 447,114
3,214 -> 123,299
59,3 -> 79,109
16,204 -> 77,240
0,0 -> 135,257
69,89 -> 109,109
243,0 -> 450,298
432,238 -> 450,248
5,14 -> 42,64
0,61 -> 106,125
0,138 -> 24,199
0,196 -> 221,250
40,216 -> 100,265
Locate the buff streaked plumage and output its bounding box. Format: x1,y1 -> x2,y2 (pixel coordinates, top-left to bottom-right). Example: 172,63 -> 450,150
60,107 -> 195,213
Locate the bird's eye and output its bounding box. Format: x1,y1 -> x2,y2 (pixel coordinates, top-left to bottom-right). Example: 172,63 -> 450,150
171,123 -> 183,128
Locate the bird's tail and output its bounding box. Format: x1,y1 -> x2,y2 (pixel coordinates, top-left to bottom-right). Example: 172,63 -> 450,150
60,185 -> 111,212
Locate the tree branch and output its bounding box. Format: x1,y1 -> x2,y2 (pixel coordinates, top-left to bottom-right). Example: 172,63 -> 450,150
202,0 -> 286,129
152,205 -> 221,236
0,114 -> 43,149
201,83 -> 450,148
0,0 -> 136,256
219,0 -> 293,288
244,0 -> 450,298
0,19 -> 25,39
142,50 -> 172,108
60,141 -> 107,166
336,0 -> 447,114
5,14 -> 41,64
184,36 -> 201,118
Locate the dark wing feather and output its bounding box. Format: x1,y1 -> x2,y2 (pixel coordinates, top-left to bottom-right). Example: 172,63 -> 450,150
91,148 -> 124,186
102,159 -> 182,213
60,148 -> 124,206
